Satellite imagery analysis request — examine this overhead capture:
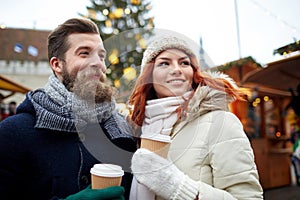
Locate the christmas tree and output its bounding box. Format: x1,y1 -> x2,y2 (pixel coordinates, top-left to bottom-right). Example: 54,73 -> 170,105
82,0 -> 154,101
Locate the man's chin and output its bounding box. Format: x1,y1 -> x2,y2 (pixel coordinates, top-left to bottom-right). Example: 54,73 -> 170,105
72,80 -> 114,103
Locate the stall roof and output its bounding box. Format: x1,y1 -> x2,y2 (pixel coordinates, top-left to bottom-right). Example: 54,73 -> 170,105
0,75 -> 31,94
242,53 -> 300,95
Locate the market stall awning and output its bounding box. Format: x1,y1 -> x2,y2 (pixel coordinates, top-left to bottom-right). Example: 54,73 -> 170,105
0,75 -> 31,94
242,53 -> 300,95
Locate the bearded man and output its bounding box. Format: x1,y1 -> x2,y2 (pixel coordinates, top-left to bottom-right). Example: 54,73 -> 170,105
0,18 -> 136,200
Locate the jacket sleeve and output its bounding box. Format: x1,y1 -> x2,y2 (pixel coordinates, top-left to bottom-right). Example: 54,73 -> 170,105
199,111 -> 263,199
101,112 -> 137,152
0,117 -> 28,198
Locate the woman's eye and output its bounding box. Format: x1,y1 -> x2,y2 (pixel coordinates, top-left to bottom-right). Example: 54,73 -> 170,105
182,61 -> 191,66
158,62 -> 169,66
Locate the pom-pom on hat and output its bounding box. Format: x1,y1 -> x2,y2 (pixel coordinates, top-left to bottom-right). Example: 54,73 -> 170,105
140,36 -> 197,72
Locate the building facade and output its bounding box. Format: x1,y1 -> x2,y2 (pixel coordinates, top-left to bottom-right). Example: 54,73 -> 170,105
0,28 -> 52,104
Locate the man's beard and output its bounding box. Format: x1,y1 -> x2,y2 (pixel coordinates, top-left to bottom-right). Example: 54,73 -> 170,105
62,67 -> 115,103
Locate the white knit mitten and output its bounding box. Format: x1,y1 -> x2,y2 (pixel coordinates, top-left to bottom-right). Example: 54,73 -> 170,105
131,148 -> 198,200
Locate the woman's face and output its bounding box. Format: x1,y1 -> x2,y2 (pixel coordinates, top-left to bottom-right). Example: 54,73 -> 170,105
152,49 -> 194,98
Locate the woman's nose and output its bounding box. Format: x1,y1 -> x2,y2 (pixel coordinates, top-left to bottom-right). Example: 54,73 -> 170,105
170,63 -> 182,74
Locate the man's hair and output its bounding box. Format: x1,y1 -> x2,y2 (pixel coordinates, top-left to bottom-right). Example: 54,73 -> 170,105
47,18 -> 100,61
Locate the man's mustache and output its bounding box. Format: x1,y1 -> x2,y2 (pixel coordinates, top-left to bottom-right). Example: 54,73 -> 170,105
76,68 -> 107,82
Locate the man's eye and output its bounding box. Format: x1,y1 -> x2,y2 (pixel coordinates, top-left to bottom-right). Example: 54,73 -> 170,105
99,54 -> 106,60
79,51 -> 89,55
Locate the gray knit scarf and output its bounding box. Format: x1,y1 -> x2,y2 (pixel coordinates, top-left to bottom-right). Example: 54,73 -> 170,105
28,74 -> 116,132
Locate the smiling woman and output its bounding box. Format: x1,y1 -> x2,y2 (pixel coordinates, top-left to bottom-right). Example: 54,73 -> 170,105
128,35 -> 263,200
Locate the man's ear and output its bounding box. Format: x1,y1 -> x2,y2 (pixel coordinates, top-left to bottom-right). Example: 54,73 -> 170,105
50,57 -> 63,74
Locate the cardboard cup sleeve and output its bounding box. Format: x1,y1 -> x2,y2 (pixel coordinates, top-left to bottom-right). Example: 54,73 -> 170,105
90,164 -> 124,189
140,134 -> 171,158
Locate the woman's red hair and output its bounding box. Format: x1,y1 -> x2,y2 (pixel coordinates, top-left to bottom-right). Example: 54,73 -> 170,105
128,50 -> 245,126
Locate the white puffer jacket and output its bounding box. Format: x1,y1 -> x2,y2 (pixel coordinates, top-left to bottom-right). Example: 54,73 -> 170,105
167,74 -> 263,199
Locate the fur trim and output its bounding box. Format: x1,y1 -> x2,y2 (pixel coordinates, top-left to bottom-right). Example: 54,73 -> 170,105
204,70 -> 238,89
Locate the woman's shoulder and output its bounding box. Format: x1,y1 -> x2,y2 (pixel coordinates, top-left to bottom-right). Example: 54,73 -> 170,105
195,110 -> 247,142
195,110 -> 239,123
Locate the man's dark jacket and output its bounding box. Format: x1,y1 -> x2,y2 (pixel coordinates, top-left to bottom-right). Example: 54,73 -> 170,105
0,96 -> 137,199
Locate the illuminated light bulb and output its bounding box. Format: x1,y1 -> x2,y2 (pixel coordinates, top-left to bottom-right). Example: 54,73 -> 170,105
124,8 -> 131,14
114,79 -> 120,88
106,68 -> 111,74
109,13 -> 115,19
105,20 -> 112,28
264,96 -> 269,101
103,9 -> 109,16
123,67 -> 136,81
114,8 -> 124,18
255,98 -> 261,103
138,38 -> 146,49
131,0 -> 141,5
109,49 -> 119,65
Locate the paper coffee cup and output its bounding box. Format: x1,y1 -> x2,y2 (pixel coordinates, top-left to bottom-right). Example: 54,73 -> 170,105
140,134 -> 171,158
90,164 -> 124,189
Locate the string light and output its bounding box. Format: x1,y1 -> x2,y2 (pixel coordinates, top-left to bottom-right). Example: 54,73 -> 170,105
275,131 -> 281,138
248,0 -> 300,36
263,96 -> 269,102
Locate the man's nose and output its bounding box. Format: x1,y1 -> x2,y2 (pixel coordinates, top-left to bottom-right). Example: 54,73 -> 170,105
90,55 -> 106,72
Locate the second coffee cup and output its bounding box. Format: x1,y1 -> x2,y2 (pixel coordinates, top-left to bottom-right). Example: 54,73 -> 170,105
90,163 -> 124,189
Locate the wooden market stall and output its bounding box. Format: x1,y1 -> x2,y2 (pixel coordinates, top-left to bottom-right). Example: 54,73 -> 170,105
213,53 -> 300,189
0,75 -> 31,120
241,53 -> 300,189
240,88 -> 293,189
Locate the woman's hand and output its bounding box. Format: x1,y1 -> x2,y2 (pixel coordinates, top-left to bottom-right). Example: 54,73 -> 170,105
131,148 -> 198,200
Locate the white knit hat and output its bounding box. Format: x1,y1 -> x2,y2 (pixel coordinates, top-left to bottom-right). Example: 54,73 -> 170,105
140,35 -> 197,72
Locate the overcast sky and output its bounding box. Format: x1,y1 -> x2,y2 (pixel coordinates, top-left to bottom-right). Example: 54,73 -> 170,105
1,0 -> 300,66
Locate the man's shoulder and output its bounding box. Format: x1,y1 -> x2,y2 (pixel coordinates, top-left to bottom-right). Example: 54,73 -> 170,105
0,112 -> 36,136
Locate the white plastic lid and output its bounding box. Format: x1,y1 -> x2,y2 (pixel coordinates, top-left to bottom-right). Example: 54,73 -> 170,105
141,134 -> 171,143
90,164 -> 124,177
